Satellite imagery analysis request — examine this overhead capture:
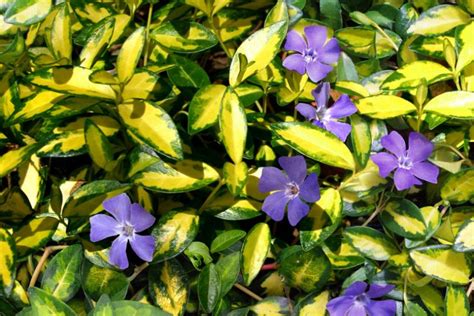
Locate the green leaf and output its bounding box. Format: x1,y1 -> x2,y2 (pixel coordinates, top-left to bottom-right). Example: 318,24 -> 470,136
41,245 -> 83,302
151,21 -> 217,53
117,27 -> 145,83
148,259 -> 188,316
320,0 -> 342,30
241,223 -> 271,286
355,95 -> 417,119
5,0 -> 52,26
13,216 -> 58,258
440,168 -> 474,204
28,287 -> 76,316
453,219 -> 474,252
410,245 -> 471,284
184,241 -> 212,270
344,226 -> 399,261
215,252 -> 241,297
380,199 -> 428,240
151,209 -> 199,262
0,188 -> 33,222
93,299 -> 170,316
167,55 -> 210,89
82,263 -> 129,301
118,100 -> 183,160
0,228 -> 16,295
229,20 -> 287,86
219,87 -> 248,164
381,61 -> 451,90
271,122 -> 355,170
211,230 -> 246,253
278,246 -> 331,293
407,5 -> 470,35
445,286 -> 470,316
424,91 -> 474,119
188,84 -> 226,134
198,264 -> 221,313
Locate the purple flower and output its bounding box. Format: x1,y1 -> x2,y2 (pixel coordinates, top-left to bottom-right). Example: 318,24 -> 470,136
90,193 -> 156,269
258,156 -> 320,226
326,281 -> 396,316
283,25 -> 341,83
371,131 -> 439,191
296,82 -> 357,141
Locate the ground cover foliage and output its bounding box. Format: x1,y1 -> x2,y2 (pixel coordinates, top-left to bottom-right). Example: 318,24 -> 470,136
0,0 -> 473,315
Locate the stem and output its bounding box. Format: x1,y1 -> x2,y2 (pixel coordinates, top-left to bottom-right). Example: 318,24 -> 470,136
233,283 -> 263,301
29,245 -> 68,288
373,24 -> 399,52
261,263 -> 278,271
198,180 -> 224,214
362,190 -> 387,226
209,20 -> 232,58
467,278 -> 474,297
128,262 -> 149,282
143,4 -> 153,66
435,144 -> 473,166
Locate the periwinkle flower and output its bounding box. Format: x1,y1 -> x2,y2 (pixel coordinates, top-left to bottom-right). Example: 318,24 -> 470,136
90,193 -> 156,269
283,25 -> 341,83
296,82 -> 357,141
326,281 -> 396,316
371,131 -> 439,191
258,156 -> 320,226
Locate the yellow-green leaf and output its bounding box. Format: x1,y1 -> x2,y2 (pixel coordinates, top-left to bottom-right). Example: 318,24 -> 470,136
241,223 -> 271,285
250,297 -> 290,315
355,95 -> 417,119
13,216 -> 58,257
445,286 -> 469,316
381,61 -> 451,90
380,198 -> 427,240
0,188 -> 33,222
133,159 -> 220,193
350,114 -> 371,169
0,143 -> 42,178
223,161 -> 248,196
229,20 -> 287,86
456,21 -> 474,72
5,0 -> 52,26
409,245 -> 471,284
188,84 -> 226,134
122,70 -> 169,101
27,66 -> 116,100
219,87 -> 247,164
344,226 -> 399,261
407,5 -> 470,36
79,18 -> 114,69
440,168 -> 474,204
118,100 -> 183,160
50,3 -> 72,62
0,228 -> 16,295
18,154 -> 43,209
453,219 -> 474,252
9,90 -> 66,124
335,81 -> 370,98
295,291 -> 329,316
85,119 -> 115,171
424,91 -> 474,119
117,27 -> 145,83
151,209 -> 199,262
271,122 -> 355,170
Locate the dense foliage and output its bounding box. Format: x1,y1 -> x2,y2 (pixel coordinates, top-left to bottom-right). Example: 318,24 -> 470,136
0,0 -> 473,315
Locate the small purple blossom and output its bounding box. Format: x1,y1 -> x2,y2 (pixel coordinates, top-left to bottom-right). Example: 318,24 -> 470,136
258,156 -> 320,226
326,281 -> 396,316
296,82 -> 357,141
371,131 -> 439,191
283,25 -> 341,83
90,193 -> 156,269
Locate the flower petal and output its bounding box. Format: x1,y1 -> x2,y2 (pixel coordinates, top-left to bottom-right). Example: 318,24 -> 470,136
103,193 -> 132,223
394,168 -> 421,191
278,156 -> 307,184
344,281 -> 368,296
381,131 -> 406,158
304,25 -> 327,50
287,197 -> 310,226
326,296 -> 356,316
327,94 -> 357,119
262,191 -> 289,222
130,234 -> 155,262
306,61 -> 333,83
407,132 -> 434,163
412,162 -> 439,184
366,283 -> 395,298
371,153 -> 398,178
346,302 -> 367,316
90,214 -> 119,242
284,30 -> 306,53
312,82 -> 330,108
282,54 -> 306,75
129,203 -> 156,232
365,300 -> 397,316
296,103 -> 316,121
109,235 -> 129,270
259,167 -> 288,193
299,173 -> 320,203
319,38 -> 341,64
323,120 -> 352,141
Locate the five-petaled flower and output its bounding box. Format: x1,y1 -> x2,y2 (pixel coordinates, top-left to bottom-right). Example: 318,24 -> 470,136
90,193 -> 156,269
258,155 -> 320,226
326,281 -> 396,316
371,131 -> 439,191
296,82 -> 357,141
283,25 -> 341,83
